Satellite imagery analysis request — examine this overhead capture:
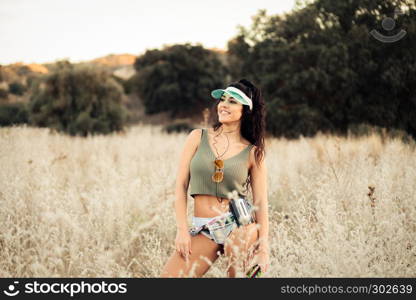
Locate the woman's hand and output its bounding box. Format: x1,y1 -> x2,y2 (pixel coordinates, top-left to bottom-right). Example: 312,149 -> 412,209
175,228 -> 192,261
254,247 -> 270,273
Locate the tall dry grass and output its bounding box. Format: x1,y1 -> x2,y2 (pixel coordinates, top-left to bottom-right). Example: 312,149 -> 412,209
0,123 -> 415,277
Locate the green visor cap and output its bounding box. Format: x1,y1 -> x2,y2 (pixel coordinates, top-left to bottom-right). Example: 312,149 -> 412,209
211,86 -> 253,110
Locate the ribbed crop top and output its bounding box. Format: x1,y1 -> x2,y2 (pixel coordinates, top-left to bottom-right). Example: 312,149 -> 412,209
189,128 -> 254,199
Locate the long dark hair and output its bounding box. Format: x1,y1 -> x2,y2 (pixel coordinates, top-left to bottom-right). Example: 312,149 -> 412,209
210,78 -> 266,199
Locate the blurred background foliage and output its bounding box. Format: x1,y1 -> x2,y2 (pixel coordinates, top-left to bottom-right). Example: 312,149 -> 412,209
132,43 -> 228,119
228,0 -> 416,139
28,61 -> 128,136
0,0 -> 415,140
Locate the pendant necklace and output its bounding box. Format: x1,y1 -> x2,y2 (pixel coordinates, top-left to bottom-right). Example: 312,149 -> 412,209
212,126 -> 239,209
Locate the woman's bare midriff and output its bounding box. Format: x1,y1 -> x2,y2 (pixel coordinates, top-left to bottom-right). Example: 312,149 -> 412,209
193,194 -> 231,218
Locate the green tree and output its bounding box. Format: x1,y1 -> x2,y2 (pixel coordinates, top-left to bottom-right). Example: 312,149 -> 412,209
0,88 -> 8,99
0,102 -> 29,126
228,1 -> 416,139
9,81 -> 27,95
29,62 -> 128,136
133,43 -> 228,118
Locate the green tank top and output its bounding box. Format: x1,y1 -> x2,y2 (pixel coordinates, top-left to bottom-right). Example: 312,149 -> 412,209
189,128 -> 254,199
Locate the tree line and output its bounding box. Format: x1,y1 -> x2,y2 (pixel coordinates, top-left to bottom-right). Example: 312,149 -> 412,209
0,0 -> 414,140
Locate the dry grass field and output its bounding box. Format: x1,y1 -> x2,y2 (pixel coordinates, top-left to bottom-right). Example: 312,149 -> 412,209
0,124 -> 415,277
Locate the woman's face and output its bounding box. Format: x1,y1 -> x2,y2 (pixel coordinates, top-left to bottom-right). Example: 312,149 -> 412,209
217,93 -> 243,123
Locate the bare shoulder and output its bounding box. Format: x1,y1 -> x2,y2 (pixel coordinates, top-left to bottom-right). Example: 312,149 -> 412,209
189,128 -> 203,138
186,128 -> 203,148
176,129 -> 204,185
248,145 -> 262,170
178,128 -> 203,164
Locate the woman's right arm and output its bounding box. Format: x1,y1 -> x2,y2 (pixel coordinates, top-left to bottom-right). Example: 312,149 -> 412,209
173,128 -> 202,259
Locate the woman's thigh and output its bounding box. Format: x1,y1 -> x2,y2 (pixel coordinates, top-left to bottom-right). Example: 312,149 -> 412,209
224,222 -> 259,277
160,234 -> 222,278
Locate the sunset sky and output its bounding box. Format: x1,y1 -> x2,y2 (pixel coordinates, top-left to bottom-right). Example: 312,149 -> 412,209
0,0 -> 297,65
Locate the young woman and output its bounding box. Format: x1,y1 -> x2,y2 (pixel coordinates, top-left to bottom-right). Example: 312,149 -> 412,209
160,79 -> 269,278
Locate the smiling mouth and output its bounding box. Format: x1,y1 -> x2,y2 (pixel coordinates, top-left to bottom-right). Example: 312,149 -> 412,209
219,110 -> 231,116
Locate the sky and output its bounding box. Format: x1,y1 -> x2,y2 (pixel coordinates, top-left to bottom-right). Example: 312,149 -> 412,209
0,0 -> 297,65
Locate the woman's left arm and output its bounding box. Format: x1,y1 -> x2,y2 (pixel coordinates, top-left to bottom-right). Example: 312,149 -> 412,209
249,148 -> 269,252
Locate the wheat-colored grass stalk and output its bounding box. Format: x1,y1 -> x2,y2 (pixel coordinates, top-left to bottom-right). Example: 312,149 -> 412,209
0,124 -> 415,277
